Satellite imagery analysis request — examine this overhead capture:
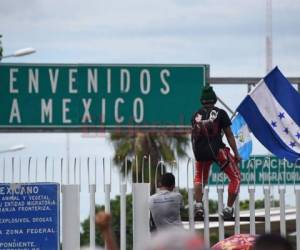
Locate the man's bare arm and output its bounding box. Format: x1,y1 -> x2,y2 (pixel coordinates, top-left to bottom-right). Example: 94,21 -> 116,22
96,212 -> 118,250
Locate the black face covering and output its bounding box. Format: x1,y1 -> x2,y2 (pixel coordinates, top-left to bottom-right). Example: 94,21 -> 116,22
202,104 -> 215,113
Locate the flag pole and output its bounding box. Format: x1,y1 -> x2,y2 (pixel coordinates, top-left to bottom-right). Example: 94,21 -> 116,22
216,96 -> 235,116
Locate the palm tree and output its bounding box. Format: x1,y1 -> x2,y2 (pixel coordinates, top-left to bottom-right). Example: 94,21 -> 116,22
109,131 -> 190,192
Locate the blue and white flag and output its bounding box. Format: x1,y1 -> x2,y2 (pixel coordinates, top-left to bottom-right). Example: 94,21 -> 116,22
237,66 -> 300,163
231,113 -> 252,160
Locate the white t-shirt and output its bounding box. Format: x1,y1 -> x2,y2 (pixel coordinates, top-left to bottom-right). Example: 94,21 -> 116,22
149,189 -> 184,230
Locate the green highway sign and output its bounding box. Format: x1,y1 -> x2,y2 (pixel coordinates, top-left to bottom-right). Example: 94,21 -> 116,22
0,64 -> 208,131
209,155 -> 300,185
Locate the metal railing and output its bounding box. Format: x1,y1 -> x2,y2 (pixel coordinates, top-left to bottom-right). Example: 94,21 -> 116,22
0,156 -> 299,250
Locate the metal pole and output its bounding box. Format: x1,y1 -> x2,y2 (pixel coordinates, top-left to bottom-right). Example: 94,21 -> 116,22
52,157 -> 55,182
35,158 -> 38,182
234,194 -> 240,234
27,157 -> 31,183
155,161 -> 163,191
12,157 -> 14,183
88,158 -> 90,188
120,183 -> 127,250
249,186 -> 256,235
74,158 -> 77,185
279,186 -> 286,237
119,157 -> 127,250
188,188 -> 195,232
105,184 -> 111,213
104,182 -> 111,250
66,133 -> 70,184
45,156 -> 48,182
135,156 -> 138,183
102,157 -> 111,250
186,158 -> 194,231
295,189 -> 300,250
247,83 -> 251,93
60,158 -> 63,186
186,158 -> 191,192
88,157 -> 96,250
266,0 -> 273,73
2,158 -> 5,183
142,156 -> 147,183
216,96 -> 234,115
217,187 -> 224,241
148,155 -> 151,184
18,157 -> 21,183
264,186 -> 271,233
79,157 -> 82,192
177,159 -> 180,190
109,158 -> 112,187
89,184 -> 96,250
203,187 -> 210,246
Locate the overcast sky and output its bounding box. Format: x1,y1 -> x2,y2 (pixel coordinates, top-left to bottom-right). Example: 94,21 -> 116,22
1,0 -> 300,75
1,0 -> 299,218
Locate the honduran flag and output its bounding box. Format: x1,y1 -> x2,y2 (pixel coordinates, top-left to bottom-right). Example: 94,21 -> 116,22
237,66 -> 300,163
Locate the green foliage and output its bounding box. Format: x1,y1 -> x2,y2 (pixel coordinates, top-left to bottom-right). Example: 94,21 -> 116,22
210,232 -> 220,246
240,199 -> 250,210
240,199 -> 279,210
109,132 -> 189,192
80,195 -> 133,250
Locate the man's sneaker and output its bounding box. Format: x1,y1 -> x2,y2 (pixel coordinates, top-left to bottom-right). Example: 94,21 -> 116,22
222,207 -> 234,219
194,202 -> 204,218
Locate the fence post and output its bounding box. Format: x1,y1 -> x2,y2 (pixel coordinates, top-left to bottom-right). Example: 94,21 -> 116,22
203,186 -> 210,246
52,157 -> 55,182
295,189 -> 300,250
247,157 -> 256,236
89,184 -> 96,250
262,157 -> 271,233
62,184 -> 80,250
2,158 -> 5,183
104,184 -> 111,213
12,157 -> 14,183
120,158 -> 128,250
263,186 -> 271,233
35,158 -> 38,182
248,186 -> 256,235
45,156 -> 48,182
186,158 -> 195,231
234,194 -> 240,234
188,187 -> 195,232
217,187 -> 224,241
18,157 -> 21,183
155,160 -> 164,191
27,157 -> 32,183
279,186 -> 286,237
132,183 -> 150,250
120,183 -> 127,250
103,158 -> 111,213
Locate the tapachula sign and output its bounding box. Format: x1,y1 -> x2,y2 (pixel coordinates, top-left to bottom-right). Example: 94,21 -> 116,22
209,155 -> 300,185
